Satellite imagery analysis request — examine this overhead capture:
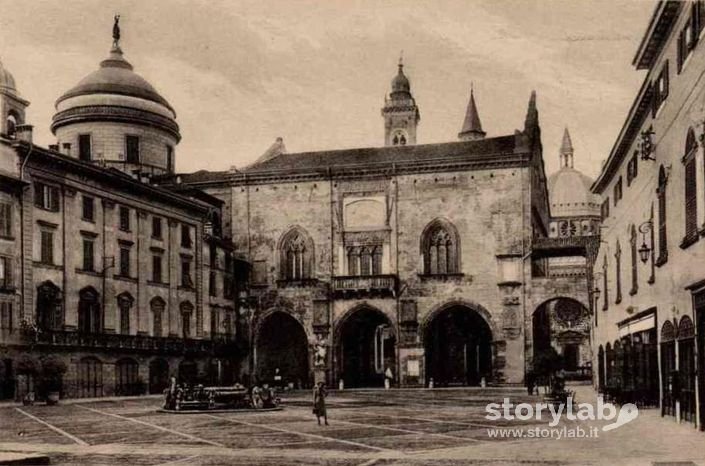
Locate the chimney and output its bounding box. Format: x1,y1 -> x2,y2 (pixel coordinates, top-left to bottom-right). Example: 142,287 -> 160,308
61,143 -> 72,156
15,124 -> 33,143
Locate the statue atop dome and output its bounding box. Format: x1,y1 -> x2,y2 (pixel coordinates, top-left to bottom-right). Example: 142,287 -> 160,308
112,15 -> 121,49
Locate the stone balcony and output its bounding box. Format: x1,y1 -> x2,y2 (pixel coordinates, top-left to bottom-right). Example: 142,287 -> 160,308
31,330 -> 236,356
332,274 -> 398,298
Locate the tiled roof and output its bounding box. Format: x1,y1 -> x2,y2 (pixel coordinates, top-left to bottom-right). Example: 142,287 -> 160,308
249,136 -> 517,171
175,135 -> 524,186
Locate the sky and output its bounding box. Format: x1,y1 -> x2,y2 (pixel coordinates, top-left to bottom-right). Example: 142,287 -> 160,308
0,0 -> 653,178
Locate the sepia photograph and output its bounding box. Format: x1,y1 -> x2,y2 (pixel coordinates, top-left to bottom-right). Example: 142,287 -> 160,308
0,0 -> 703,464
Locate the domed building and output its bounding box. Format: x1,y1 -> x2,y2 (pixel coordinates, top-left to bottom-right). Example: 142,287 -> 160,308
547,128 -> 601,238
0,57 -> 29,139
50,29 -> 179,175
0,20 -> 242,402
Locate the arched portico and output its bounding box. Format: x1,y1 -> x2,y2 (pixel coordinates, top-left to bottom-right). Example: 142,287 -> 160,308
422,302 -> 493,386
254,310 -> 310,388
335,304 -> 396,388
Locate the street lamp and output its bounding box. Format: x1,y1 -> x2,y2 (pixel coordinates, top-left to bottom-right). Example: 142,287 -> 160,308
638,220 -> 653,264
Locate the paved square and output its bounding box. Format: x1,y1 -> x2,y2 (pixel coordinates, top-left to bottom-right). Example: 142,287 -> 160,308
0,386 -> 704,465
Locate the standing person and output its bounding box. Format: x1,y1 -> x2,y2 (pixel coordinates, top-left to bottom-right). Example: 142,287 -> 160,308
526,371 -> 535,396
273,368 -> 283,390
384,366 -> 393,390
312,382 -> 328,426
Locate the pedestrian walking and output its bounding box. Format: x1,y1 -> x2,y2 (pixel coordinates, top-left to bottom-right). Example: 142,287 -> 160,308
384,366 -> 393,389
526,371 -> 535,396
313,381 -> 328,426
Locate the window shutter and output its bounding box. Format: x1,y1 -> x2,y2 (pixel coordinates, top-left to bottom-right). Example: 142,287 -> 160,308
50,187 -> 59,211
685,156 -> 698,238
34,184 -> 42,207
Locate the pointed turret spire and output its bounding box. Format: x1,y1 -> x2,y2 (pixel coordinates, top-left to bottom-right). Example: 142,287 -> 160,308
560,127 -> 574,168
458,84 -> 486,141
524,90 -> 538,131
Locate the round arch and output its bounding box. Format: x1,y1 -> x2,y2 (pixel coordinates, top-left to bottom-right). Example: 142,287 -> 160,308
255,310 -> 310,388
335,304 -> 396,388
422,301 -> 493,386
149,358 -> 169,394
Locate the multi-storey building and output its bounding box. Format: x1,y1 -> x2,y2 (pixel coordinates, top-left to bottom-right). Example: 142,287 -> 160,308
0,23 -> 240,400
176,63 -> 594,388
592,0 -> 705,427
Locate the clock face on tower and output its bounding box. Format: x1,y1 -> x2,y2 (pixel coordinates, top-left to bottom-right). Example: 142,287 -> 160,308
391,129 -> 408,146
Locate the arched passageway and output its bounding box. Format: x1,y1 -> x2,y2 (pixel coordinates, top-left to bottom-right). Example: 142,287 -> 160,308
337,307 -> 395,388
256,311 -> 310,388
149,358 -> 169,394
532,297 -> 591,379
424,305 -> 492,386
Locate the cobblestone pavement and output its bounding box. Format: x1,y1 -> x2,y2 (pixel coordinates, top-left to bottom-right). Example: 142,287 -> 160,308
0,385 -> 704,465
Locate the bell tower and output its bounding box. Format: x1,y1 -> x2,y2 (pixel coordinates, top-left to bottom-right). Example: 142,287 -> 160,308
381,56 -> 420,146
0,57 -> 29,139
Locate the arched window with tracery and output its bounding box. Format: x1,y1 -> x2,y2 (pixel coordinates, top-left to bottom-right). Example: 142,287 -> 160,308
279,227 -> 314,281
422,219 -> 460,275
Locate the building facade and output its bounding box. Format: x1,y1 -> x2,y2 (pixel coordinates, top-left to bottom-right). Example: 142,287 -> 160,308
0,25 -> 241,400
178,64 -> 594,389
592,0 -> 705,427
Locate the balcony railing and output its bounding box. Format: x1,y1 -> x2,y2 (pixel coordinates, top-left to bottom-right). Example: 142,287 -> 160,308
32,330 -> 236,356
332,274 -> 398,298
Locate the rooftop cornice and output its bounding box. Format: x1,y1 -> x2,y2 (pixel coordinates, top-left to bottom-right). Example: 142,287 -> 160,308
632,1 -> 683,70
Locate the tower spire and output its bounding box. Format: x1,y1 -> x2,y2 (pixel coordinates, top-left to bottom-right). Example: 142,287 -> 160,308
560,127 -> 574,168
458,85 -> 485,141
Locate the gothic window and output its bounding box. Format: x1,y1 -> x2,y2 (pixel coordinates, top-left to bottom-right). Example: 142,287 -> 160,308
657,165 -> 668,265
150,297 -> 165,337
683,128 -> 698,243
36,281 -> 62,331
630,225 -> 638,296
422,219 -> 460,275
615,241 -> 622,304
78,287 -> 101,334
279,228 -> 313,281
399,135 -> 407,145
117,293 -> 134,335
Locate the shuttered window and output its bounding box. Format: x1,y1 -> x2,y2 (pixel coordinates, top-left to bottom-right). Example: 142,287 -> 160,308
0,203 -> 12,237
82,239 -> 94,271
685,155 -> 698,239
40,230 -> 54,264
657,166 -> 668,264
0,256 -> 12,288
34,183 -> 60,211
